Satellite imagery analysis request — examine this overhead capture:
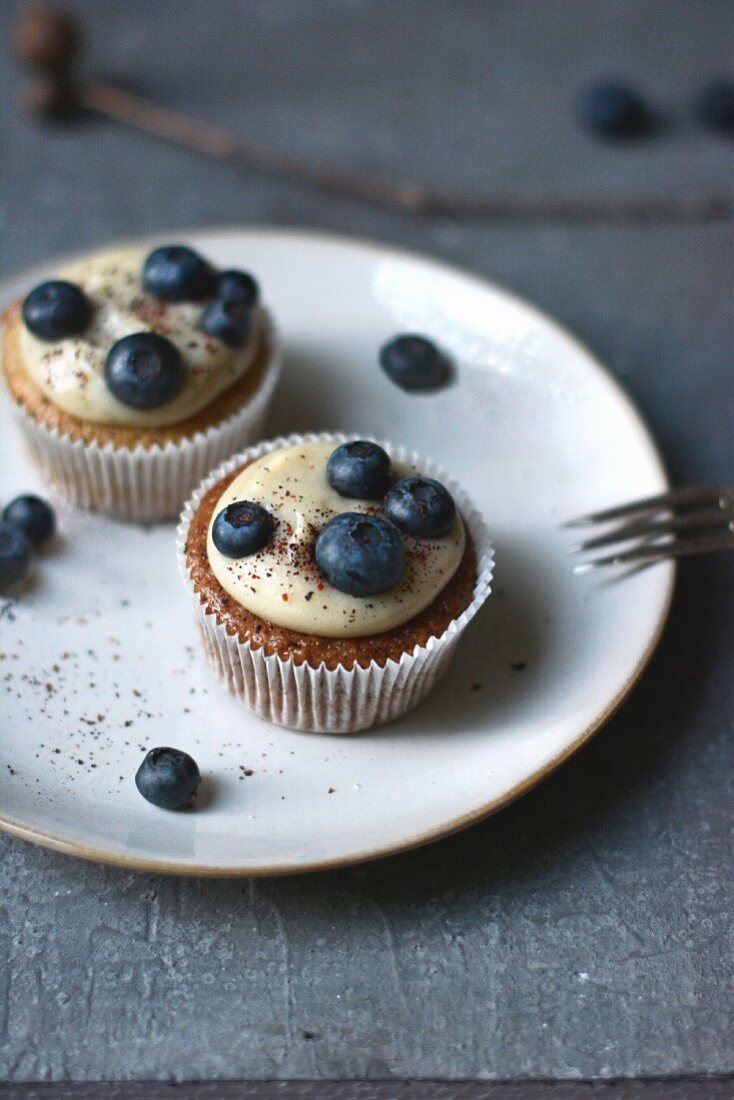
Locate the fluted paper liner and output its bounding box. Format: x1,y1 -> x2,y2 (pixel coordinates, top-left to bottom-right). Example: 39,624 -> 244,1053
177,432 -> 494,734
7,319 -> 281,523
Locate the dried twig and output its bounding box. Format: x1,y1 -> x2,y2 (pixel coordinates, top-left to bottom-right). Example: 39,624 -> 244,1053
14,6 -> 734,223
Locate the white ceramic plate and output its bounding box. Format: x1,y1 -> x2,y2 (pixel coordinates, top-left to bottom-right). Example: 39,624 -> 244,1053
0,228 -> 674,875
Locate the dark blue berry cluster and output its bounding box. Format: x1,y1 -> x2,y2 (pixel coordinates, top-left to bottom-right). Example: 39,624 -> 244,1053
379,334 -> 450,392
577,82 -> 652,139
135,747 -> 201,810
209,441 -> 459,598
142,245 -> 214,301
0,494 -> 56,591
577,79 -> 734,139
104,332 -> 185,409
200,268 -> 260,349
143,245 -> 260,351
316,442 -> 457,596
22,245 -> 262,412
212,500 -> 274,558
320,443 -> 457,595
22,280 -> 91,341
106,246 -> 261,409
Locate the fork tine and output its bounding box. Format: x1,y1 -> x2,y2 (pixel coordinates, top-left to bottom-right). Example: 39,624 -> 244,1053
569,507 -> 733,554
573,528 -> 734,572
564,484 -> 733,528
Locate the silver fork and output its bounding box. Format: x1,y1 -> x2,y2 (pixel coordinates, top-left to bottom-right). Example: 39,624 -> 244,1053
565,484 -> 734,573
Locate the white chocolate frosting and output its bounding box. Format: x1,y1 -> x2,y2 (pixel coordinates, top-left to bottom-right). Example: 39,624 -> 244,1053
206,441 -> 465,638
18,246 -> 264,427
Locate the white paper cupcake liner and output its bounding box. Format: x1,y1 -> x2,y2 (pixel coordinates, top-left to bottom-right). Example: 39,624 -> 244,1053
177,432 -> 494,734
8,318 -> 282,524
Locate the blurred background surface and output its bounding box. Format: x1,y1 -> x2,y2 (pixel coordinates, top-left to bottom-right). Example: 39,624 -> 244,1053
0,0 -> 732,1089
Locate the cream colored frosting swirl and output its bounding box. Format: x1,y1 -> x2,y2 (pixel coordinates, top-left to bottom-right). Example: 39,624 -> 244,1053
19,246 -> 264,427
207,441 -> 466,638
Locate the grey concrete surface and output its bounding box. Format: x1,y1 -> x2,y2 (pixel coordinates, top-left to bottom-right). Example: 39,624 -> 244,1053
2,1079 -> 734,1100
0,0 -> 732,1086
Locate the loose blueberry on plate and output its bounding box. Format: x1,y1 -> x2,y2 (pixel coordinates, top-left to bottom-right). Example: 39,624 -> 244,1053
379,334 -> 450,392
216,269 -> 260,309
695,80 -> 734,134
201,299 -> 252,348
384,476 -> 457,538
104,332 -> 185,409
142,245 -> 214,301
22,280 -> 91,341
0,522 -> 33,591
577,81 -> 652,138
212,500 -> 274,557
135,747 -> 201,810
326,441 -> 392,500
2,495 -> 55,549
315,512 -> 404,597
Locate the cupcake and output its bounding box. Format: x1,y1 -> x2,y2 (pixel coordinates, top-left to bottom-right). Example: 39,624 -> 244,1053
1,243 -> 280,521
178,433 -> 493,733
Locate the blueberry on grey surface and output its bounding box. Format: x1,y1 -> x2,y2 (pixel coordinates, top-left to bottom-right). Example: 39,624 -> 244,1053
326,441 -> 392,500
142,245 -> 214,301
696,80 -> 734,133
315,512 -> 404,597
135,747 -> 201,810
384,476 -> 457,538
22,280 -> 91,341
0,522 -> 33,591
212,500 -> 274,557
2,495 -> 55,549
576,81 -> 652,137
104,333 -> 185,409
216,269 -> 260,309
201,299 -> 253,348
379,334 -> 450,391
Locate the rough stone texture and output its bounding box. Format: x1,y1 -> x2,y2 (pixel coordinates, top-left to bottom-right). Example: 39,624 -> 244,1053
1,1080 -> 734,1100
0,0 -> 732,1087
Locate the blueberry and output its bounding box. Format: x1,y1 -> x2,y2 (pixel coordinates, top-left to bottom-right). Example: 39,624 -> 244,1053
2,495 -> 55,549
212,500 -> 274,557
384,476 -> 457,538
577,81 -> 652,138
216,269 -> 260,309
22,280 -> 91,341
135,747 -> 200,810
142,245 -> 214,301
326,441 -> 392,500
696,80 -> 734,134
315,513 -> 404,596
201,299 -> 253,348
104,333 -> 184,409
0,522 -> 33,591
379,334 -> 450,392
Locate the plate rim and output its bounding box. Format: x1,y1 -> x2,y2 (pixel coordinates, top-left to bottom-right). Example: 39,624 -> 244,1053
0,224 -> 676,876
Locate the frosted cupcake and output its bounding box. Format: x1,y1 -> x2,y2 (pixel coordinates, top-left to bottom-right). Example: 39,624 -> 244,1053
179,433 -> 493,733
1,243 -> 280,521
